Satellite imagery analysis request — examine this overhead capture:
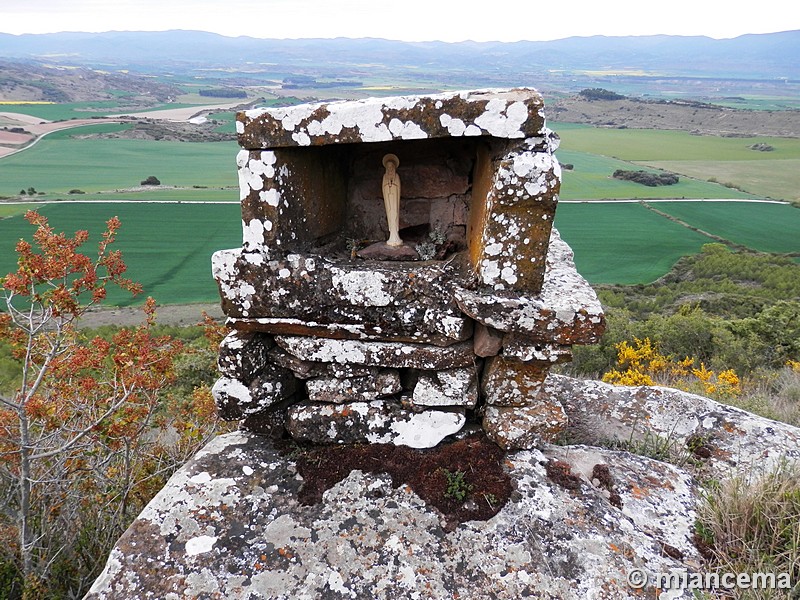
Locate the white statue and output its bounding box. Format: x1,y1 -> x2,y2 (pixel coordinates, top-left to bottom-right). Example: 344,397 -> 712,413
382,153 -> 402,246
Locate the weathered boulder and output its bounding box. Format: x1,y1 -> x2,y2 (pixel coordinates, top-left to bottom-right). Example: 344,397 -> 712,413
86,431 -> 702,600
88,379 -> 800,598
546,374 -> 800,477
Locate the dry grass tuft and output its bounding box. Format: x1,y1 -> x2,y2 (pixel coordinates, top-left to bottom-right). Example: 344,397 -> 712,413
696,460 -> 800,599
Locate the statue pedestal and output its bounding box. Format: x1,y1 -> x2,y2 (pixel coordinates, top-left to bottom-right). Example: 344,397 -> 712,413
356,241 -> 419,261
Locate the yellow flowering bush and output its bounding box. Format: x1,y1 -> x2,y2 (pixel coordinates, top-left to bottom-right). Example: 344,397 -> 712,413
602,337 -> 741,398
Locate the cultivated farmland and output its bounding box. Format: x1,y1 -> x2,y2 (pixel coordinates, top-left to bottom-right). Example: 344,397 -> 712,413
0,135 -> 238,197
553,202 -> 712,284
0,203 -> 242,305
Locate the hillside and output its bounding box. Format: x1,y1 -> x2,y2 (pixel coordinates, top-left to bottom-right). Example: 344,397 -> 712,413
0,60 -> 181,104
550,96 -> 800,137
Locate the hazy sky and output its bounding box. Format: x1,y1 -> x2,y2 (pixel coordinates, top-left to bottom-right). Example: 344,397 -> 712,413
1,0 -> 797,42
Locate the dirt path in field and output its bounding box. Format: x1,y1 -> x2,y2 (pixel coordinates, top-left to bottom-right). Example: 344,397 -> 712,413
107,101 -> 247,122
1,99 -> 247,159
80,302 -> 224,329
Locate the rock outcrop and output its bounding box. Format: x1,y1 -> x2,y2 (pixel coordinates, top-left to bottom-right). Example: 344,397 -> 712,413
86,376 -> 800,599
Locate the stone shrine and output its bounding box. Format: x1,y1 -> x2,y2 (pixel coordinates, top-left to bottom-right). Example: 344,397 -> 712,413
89,88 -> 800,600
211,88 -> 605,449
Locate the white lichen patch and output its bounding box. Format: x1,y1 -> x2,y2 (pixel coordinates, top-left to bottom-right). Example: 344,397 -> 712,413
305,100 -> 392,142
388,409 -> 466,448
474,99 -> 529,138
242,219 -> 265,250
330,268 -> 393,307
259,188 -> 281,207
185,535 -> 218,556
387,118 -> 428,140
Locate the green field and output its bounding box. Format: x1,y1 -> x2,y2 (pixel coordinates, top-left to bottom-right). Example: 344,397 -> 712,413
556,150 -> 757,200
1,199 -> 794,300
554,123 -> 800,201
0,137 -> 238,197
554,202 -> 712,284
0,203 -> 242,305
653,201 -> 800,254
642,159 -> 800,202
553,124 -> 800,161
0,203 -> 36,218
0,101 -> 130,121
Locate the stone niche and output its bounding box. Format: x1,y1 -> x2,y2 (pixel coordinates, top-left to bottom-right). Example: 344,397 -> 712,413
212,88 -> 605,450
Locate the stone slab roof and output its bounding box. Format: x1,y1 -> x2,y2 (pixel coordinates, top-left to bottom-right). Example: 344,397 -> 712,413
237,88 -> 547,148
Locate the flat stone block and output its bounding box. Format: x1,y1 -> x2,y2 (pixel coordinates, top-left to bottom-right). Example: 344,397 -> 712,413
267,347 -> 328,379
275,336 -> 475,370
483,400 -> 568,450
306,369 -> 401,403
456,229 -> 605,344
286,400 -> 466,448
237,89 -> 546,149
481,356 -> 549,407
214,249 -> 471,346
412,367 -> 478,408
356,241 -> 420,261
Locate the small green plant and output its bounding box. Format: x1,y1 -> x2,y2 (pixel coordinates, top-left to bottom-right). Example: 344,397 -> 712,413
441,468 -> 473,503
602,422 -> 697,468
415,228 -> 447,260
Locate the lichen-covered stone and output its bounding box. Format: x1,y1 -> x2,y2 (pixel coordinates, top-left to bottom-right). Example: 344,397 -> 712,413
211,377 -> 253,421
286,400 -> 465,448
87,432 -> 704,599
456,229 -> 605,344
275,336 -> 475,370
467,139 -> 560,293
248,364 -> 297,409
214,249 -> 471,346
212,363 -> 297,421
483,400 -> 568,449
237,89 -> 547,149
411,367 -> 478,407
217,330 -> 273,384
305,369 -> 401,403
545,374 -> 800,477
501,334 -> 573,363
481,355 -> 550,407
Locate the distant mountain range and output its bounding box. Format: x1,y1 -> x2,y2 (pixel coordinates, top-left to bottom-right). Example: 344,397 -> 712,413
1,30 -> 798,79
0,30 -> 798,98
